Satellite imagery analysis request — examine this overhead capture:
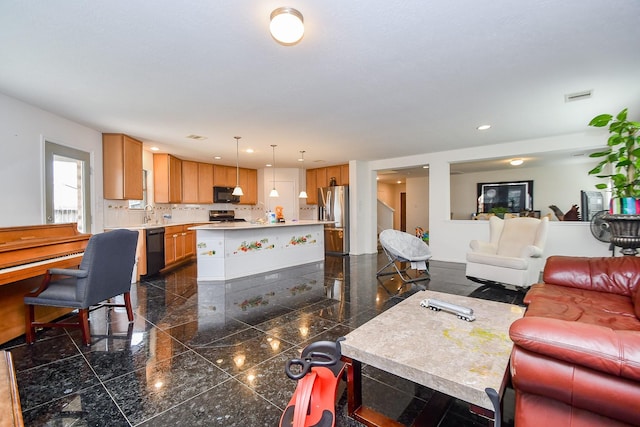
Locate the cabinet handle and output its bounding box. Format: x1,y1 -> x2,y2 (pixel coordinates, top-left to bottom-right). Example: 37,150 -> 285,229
173,234 -> 178,238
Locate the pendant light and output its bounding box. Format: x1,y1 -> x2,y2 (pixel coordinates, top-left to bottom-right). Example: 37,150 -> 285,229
298,150 -> 308,198
232,136 -> 244,196
269,144 -> 279,197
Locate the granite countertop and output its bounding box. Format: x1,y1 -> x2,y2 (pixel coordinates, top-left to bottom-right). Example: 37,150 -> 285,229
189,220 -> 331,230
104,221 -> 212,230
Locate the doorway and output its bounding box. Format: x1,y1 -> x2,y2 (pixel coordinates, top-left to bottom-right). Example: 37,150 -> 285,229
400,192 -> 406,232
44,141 -> 91,233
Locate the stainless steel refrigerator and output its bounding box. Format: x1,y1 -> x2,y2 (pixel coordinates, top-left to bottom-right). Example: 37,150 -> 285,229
318,185 -> 349,255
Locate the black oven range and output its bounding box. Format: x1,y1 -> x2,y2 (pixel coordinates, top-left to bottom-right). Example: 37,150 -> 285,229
208,210 -> 246,222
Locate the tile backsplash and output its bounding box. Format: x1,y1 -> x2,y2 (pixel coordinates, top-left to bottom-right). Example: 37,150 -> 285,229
103,201 -> 318,227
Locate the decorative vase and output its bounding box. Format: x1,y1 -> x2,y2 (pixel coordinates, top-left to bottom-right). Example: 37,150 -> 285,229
610,197 -> 640,214
603,213 -> 640,256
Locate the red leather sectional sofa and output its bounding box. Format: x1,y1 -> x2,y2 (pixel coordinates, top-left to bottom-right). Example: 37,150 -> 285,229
509,255 -> 640,426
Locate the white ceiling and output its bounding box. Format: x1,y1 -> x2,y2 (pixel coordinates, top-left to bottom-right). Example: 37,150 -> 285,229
1,1 -> 639,171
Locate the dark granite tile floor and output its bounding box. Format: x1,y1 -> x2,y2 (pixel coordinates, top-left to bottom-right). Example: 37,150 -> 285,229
2,253 -> 523,426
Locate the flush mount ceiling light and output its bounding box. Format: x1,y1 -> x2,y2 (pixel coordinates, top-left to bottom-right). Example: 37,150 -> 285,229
477,124 -> 491,131
232,136 -> 244,196
510,158 -> 524,166
269,145 -> 279,197
298,150 -> 308,198
270,7 -> 304,45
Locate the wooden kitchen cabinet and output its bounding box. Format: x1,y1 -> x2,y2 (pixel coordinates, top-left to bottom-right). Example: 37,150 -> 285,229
340,164 -> 349,185
183,161 -> 214,204
184,226 -> 195,258
181,160 -> 199,203
164,225 -> 193,269
238,168 -> 257,205
213,165 -> 235,187
305,164 -> 348,204
306,169 -> 318,204
102,133 -> 143,200
315,167 -> 328,188
197,163 -> 214,203
325,166 -> 341,186
154,154 -> 182,203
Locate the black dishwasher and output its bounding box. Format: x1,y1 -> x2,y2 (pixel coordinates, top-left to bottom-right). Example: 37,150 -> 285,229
144,227 -> 165,277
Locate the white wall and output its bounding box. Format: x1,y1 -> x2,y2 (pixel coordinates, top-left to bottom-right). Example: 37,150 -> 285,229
0,93 -> 104,231
355,131 -> 612,262
406,176 -> 429,234
450,161 -> 603,220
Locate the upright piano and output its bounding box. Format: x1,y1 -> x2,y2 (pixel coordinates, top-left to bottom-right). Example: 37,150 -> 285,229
0,223 -> 91,344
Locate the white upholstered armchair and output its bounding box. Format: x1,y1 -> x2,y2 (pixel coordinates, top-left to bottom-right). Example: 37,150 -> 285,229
465,216 -> 549,289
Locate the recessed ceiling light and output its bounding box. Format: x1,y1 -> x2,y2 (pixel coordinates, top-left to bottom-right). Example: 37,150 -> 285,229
214,156 -> 222,160
397,180 -> 402,184
266,163 -> 272,167
477,125 -> 491,131
510,158 -> 524,166
246,148 -> 254,153
150,146 -> 159,151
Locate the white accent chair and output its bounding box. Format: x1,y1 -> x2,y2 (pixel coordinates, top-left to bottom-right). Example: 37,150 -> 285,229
465,216 -> 549,289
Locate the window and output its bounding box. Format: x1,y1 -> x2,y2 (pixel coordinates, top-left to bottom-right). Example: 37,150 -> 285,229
45,141 -> 91,233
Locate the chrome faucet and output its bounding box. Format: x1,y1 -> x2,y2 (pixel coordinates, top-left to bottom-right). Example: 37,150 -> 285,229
144,204 -> 154,224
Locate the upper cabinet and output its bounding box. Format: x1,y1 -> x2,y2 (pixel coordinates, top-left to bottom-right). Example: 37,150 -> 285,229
197,162 -> 214,203
213,165 -> 236,187
183,161 -> 214,204
181,160 -> 199,203
153,153 -> 182,203
340,164 -> 349,185
238,168 -> 257,205
103,133 -> 143,200
153,154 -> 256,205
305,164 -> 349,204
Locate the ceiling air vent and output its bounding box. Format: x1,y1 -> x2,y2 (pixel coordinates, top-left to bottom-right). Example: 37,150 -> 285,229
564,90 -> 592,103
186,134 -> 207,140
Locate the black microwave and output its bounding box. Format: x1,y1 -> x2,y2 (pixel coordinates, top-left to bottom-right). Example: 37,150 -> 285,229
213,186 -> 240,204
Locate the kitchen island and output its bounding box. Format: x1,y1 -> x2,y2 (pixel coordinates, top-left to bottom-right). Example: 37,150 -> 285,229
190,220 -> 327,281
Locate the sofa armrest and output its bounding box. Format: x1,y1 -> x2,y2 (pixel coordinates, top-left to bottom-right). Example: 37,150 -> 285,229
469,240 -> 497,254
509,317 -> 640,382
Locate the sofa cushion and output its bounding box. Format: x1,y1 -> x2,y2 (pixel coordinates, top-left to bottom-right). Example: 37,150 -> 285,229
524,285 -> 640,331
542,256 -> 640,297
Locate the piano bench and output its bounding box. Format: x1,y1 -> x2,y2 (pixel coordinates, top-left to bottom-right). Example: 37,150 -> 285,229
0,351 -> 23,427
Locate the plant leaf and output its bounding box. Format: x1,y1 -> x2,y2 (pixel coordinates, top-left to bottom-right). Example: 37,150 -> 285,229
589,114 -> 613,127
616,108 -> 628,122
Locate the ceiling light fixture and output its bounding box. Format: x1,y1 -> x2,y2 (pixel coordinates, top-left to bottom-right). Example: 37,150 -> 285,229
270,7 -> 304,46
477,124 -> 491,131
232,136 -> 244,196
298,150 -> 308,198
510,158 -> 524,166
269,145 -> 279,197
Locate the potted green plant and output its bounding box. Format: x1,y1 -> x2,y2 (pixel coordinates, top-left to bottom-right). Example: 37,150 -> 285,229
588,108 -> 640,206
588,108 -> 640,255
489,206 -> 509,219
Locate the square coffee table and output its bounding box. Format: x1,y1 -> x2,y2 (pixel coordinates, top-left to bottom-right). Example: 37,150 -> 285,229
341,290 -> 525,427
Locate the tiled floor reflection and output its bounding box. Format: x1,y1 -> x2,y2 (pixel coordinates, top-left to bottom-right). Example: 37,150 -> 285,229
2,254 -> 523,426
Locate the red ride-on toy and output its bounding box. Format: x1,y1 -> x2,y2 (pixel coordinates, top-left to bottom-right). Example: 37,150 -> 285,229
279,337 -> 346,427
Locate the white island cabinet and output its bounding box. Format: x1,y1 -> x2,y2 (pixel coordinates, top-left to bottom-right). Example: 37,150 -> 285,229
190,220 -> 327,281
